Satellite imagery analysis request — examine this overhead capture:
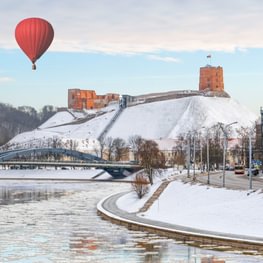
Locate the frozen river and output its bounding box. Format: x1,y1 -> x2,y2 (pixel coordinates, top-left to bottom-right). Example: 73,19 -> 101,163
0,180 -> 263,262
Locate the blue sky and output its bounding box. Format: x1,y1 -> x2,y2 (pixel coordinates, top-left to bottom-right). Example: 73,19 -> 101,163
0,0 -> 263,115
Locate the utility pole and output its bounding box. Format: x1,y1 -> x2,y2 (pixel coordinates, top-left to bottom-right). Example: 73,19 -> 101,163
207,134 -> 210,184
193,133 -> 196,181
249,131 -> 252,189
187,133 -> 191,178
202,126 -> 211,184
219,121 -> 238,188
222,135 -> 227,187
200,133 -> 203,173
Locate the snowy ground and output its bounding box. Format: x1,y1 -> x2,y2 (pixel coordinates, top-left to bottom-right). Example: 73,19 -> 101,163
117,169 -> 263,239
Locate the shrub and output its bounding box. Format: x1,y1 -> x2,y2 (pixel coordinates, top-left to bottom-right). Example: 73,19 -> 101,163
131,173 -> 150,199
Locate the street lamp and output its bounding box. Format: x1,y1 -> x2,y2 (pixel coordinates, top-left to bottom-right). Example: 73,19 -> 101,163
187,132 -> 191,178
249,130 -> 252,189
186,130 -> 197,181
202,126 -> 211,184
206,134 -> 210,184
193,132 -> 196,181
219,121 -> 238,187
199,132 -> 203,173
248,127 -> 256,190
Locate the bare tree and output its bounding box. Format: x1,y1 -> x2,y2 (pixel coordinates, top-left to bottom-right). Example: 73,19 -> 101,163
50,136 -> 62,160
112,137 -> 127,161
93,142 -> 101,158
64,139 -> 78,151
236,126 -> 251,166
131,173 -> 150,199
128,135 -> 143,161
138,139 -> 166,185
236,125 -> 256,166
230,144 -> 242,164
207,125 -> 223,169
170,135 -> 186,169
52,136 -> 62,149
105,137 -> 115,161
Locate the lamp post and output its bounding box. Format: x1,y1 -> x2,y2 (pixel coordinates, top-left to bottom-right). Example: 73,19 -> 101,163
249,131 -> 252,189
193,133 -> 196,181
207,135 -> 210,184
187,132 -> 191,178
219,121 -> 238,187
248,127 -> 256,190
199,132 -> 203,173
186,131 -> 197,181
202,126 -> 211,184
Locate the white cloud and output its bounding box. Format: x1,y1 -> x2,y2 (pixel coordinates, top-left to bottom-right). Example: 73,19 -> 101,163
147,55 -> 181,63
0,77 -> 14,83
1,0 -> 263,54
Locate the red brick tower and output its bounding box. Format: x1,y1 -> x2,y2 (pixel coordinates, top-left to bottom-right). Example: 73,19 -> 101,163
199,65 -> 224,92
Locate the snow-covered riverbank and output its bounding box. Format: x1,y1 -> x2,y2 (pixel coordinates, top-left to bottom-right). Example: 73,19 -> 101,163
117,172 -> 263,239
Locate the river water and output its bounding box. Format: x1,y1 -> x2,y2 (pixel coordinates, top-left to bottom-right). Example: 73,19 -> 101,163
0,181 -> 263,263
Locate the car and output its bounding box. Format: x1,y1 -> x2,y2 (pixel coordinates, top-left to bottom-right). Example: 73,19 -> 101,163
234,165 -> 245,174
247,167 -> 259,176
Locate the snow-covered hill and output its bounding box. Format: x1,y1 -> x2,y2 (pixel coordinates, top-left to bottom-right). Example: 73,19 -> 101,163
108,96 -> 257,140
6,96 -> 258,152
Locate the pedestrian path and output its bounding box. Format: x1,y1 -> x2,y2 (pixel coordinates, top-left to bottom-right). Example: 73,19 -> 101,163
97,177 -> 263,253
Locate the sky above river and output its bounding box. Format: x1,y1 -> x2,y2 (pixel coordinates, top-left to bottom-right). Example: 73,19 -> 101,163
0,0 -> 263,115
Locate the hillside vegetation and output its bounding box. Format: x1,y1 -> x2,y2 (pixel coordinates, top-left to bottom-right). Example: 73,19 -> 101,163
0,103 -> 57,146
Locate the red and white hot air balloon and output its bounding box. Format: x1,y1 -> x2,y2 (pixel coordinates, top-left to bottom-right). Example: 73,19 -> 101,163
15,17 -> 54,70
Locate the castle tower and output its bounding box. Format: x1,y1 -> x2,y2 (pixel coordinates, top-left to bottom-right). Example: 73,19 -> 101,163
199,65 -> 224,92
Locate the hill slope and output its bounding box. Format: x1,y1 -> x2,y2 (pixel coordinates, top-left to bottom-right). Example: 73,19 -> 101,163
5,96 -> 258,151
107,96 -> 257,140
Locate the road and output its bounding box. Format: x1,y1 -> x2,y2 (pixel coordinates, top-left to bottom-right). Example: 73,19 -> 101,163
192,170 -> 263,190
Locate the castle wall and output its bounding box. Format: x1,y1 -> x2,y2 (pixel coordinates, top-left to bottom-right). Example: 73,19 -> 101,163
68,89 -> 119,110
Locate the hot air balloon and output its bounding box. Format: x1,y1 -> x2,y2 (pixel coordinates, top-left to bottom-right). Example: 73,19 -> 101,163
15,17 -> 54,70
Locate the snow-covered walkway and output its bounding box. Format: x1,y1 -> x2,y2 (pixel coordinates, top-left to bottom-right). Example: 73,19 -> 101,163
116,171 -> 263,241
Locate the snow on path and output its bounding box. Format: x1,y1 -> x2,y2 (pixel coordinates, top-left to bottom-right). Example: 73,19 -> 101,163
117,179 -> 263,238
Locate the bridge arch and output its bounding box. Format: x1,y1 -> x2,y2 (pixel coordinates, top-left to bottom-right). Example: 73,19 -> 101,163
0,148 -> 103,162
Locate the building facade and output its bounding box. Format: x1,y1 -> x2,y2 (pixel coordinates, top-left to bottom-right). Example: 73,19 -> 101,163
68,89 -> 119,110
199,65 -> 224,92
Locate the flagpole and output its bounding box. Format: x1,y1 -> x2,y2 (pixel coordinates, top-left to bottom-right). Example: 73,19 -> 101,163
207,54 -> 212,65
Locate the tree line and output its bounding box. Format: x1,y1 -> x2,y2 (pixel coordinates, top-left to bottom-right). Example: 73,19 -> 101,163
0,103 -> 57,146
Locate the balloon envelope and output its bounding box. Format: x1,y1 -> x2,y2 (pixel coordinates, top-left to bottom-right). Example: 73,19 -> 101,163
15,17 -> 54,69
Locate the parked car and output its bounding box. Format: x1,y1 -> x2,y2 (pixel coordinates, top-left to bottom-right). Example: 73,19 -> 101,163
247,167 -> 259,176
234,164 -> 245,174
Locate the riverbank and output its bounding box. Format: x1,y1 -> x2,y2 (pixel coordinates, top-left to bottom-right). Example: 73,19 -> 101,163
97,171 -> 263,253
